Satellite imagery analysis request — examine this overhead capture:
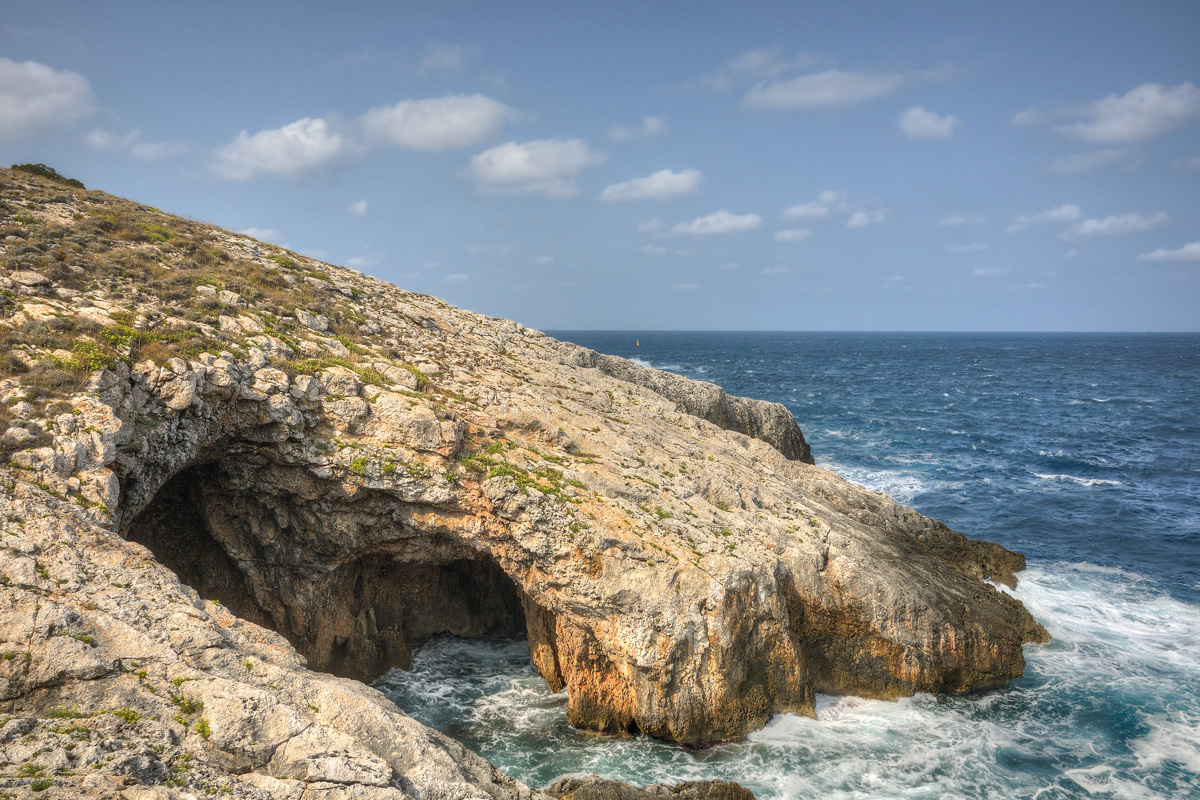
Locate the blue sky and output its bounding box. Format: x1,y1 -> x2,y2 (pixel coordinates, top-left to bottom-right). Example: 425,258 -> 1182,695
2,1 -> 1198,331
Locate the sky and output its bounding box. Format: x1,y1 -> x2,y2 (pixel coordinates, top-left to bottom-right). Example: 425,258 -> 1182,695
2,1 -> 1199,332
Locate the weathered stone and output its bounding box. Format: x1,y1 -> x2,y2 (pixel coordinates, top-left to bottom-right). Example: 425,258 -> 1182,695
0,167 -> 1050,798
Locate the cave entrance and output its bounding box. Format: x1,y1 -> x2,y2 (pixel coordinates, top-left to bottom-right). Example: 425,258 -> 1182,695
123,461 -> 528,682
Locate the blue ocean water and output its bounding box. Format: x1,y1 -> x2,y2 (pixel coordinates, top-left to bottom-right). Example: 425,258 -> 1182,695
376,332 -> 1200,799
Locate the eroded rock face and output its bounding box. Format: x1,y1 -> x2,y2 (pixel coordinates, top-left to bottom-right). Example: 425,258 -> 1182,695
0,169 -> 1047,796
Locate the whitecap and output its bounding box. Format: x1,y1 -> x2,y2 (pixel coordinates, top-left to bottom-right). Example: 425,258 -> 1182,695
1033,473 -> 1122,487
821,462 -> 931,505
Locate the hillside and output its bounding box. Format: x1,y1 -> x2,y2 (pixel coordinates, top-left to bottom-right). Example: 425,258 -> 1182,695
0,167 -> 1046,799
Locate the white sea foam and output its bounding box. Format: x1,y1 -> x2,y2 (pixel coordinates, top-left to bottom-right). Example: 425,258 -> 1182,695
820,461 -> 931,504
1033,472 -> 1122,487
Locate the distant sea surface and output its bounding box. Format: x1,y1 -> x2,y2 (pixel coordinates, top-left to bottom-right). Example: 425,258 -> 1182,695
377,332 -> 1200,799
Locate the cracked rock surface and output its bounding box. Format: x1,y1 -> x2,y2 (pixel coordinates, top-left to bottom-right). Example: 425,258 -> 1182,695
0,167 -> 1045,797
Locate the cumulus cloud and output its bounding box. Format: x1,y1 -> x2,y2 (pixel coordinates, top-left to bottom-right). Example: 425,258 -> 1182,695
444,273 -> 469,283
783,190 -> 847,220
642,244 -> 668,255
1135,242 -> 1200,262
215,117 -> 351,179
213,93 -> 515,179
1054,82 -> 1200,143
847,209 -> 890,228
348,200 -> 369,218
950,243 -> 988,253
744,69 -> 904,109
0,58 -> 96,142
529,255 -> 554,264
1007,204 -> 1083,233
607,116 -> 668,142
361,94 -> 515,151
973,267 -> 1010,277
637,218 -> 663,233
84,128 -> 188,161
599,168 -> 702,202
1061,212 -> 1168,240
898,106 -> 962,138
774,228 -> 812,242
1048,148 -> 1140,174
702,48 -> 821,90
671,209 -> 763,236
468,138 -> 604,197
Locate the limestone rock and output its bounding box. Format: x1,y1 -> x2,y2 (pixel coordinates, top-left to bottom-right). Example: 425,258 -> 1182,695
0,166 -> 1049,796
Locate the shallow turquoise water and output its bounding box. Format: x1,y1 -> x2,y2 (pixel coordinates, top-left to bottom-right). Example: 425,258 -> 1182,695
377,332 -> 1200,798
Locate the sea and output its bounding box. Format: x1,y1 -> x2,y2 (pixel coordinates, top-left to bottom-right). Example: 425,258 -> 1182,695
375,332 -> 1200,799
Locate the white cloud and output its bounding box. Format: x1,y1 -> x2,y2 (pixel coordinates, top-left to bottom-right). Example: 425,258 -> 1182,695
468,138 -> 604,197
1061,212 -> 1168,240
362,94 -> 514,151
348,200 -> 369,218
1047,149 -> 1140,174
1064,250 -> 1079,260
444,273 -> 469,282
938,214 -> 983,227
607,116 -> 668,142
1053,82 -> 1200,143
239,228 -> 283,242
763,265 -> 792,275
898,106 -> 962,139
1007,204 -> 1084,233
1011,108 -> 1046,127
783,190 -> 847,220
637,218 -> 663,233
94,127 -> 190,162
346,255 -> 375,269
642,244 -> 668,255
973,267 -> 1010,277
950,243 -> 988,253
774,228 -> 812,242
847,209 -> 890,228
703,48 -> 821,90
671,209 -> 763,236
0,58 -> 96,142
420,43 -> 479,73
744,69 -> 904,109
599,168 -> 702,202
1135,242 -> 1200,262
215,117 -> 350,179
529,255 -> 554,264
1172,156 -> 1200,170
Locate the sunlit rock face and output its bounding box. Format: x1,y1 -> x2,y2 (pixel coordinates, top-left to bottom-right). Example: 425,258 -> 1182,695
0,168 -> 1045,796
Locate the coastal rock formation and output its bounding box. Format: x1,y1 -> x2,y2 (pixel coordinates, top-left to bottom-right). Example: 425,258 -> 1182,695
0,168 -> 1046,797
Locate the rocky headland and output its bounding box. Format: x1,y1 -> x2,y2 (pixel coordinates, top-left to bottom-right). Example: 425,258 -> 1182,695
0,166 -> 1047,799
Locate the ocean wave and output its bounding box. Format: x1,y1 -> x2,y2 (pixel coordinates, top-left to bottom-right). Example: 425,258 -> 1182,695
1033,473 -> 1122,487
821,461 -> 932,505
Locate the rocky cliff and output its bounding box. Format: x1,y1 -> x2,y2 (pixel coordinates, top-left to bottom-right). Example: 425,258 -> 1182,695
0,167 -> 1047,798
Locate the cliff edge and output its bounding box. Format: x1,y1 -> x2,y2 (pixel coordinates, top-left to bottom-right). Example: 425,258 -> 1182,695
0,168 -> 1046,798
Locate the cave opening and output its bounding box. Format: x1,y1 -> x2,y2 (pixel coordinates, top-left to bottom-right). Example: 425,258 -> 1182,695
123,460 -> 528,683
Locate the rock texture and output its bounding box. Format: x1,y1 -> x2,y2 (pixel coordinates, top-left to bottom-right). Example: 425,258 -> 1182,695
0,167 -> 1046,797
547,776 -> 755,800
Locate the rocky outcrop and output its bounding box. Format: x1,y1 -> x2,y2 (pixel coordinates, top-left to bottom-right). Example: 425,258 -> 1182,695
547,776 -> 755,800
546,345 -> 812,464
0,168 -> 1046,797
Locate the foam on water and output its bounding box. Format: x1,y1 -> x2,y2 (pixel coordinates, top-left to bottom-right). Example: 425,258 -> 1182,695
376,564 -> 1200,799
1033,473 -> 1124,487
820,461 -> 932,505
